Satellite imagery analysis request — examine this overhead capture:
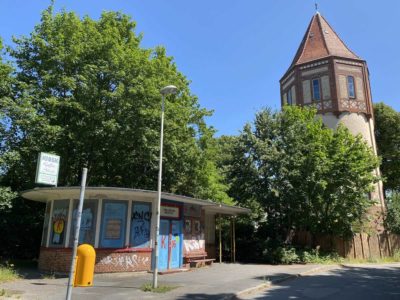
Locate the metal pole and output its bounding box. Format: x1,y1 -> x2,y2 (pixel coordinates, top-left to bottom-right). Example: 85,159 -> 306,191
230,217 -> 233,262
229,217 -> 233,262
219,214 -> 222,264
233,216 -> 236,263
153,94 -> 165,289
66,168 -> 87,300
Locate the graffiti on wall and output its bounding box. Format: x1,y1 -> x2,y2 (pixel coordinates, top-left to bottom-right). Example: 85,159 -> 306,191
131,203 -> 151,247
99,254 -> 150,269
184,238 -> 205,252
51,207 -> 68,245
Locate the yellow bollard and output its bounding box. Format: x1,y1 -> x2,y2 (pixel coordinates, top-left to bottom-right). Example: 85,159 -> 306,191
74,244 -> 96,287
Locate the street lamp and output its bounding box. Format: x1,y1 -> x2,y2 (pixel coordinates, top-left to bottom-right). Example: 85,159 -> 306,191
153,85 -> 178,288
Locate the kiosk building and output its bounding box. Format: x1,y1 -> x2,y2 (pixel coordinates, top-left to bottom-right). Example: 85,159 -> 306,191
22,187 -> 249,273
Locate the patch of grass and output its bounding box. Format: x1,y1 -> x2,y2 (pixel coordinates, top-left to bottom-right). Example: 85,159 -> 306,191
300,249 -> 344,264
6,259 -> 37,269
0,288 -> 22,299
0,264 -> 20,283
342,250 -> 400,264
41,272 -> 56,280
140,283 -> 178,293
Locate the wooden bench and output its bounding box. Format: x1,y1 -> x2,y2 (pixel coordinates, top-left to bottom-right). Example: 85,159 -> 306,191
184,252 -> 216,268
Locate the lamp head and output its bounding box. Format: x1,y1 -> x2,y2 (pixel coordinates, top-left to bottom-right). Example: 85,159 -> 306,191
160,85 -> 178,96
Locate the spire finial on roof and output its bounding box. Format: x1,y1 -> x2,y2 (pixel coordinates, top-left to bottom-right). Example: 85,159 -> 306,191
315,2 -> 319,14
287,11 -> 360,68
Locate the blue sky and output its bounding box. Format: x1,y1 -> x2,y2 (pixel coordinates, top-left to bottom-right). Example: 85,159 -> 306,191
1,0 -> 399,136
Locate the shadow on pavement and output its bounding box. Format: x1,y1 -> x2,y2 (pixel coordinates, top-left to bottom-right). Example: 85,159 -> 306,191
253,272 -> 301,282
16,268 -> 67,280
247,265 -> 400,300
175,293 -> 236,300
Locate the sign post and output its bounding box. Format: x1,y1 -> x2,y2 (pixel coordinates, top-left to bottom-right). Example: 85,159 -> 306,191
66,168 -> 88,300
35,152 -> 60,186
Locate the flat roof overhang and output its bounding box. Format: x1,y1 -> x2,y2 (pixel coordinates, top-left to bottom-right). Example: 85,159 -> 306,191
21,187 -> 250,216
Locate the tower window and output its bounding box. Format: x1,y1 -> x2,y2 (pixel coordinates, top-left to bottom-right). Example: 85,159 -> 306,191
287,88 -> 293,105
347,76 -> 356,98
312,78 -> 321,101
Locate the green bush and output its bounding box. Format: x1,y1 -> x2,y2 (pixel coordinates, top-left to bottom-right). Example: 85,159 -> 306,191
262,245 -> 300,264
385,192 -> 400,234
261,243 -> 342,265
300,248 -> 343,264
0,262 -> 19,283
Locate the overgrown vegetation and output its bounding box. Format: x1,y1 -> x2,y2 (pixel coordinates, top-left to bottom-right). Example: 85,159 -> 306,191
0,263 -> 19,283
0,5 -> 231,259
1,4 -> 399,264
140,283 -> 178,293
374,103 -> 400,195
0,288 -> 22,298
385,192 -> 400,234
261,246 -> 344,265
225,106 -> 379,243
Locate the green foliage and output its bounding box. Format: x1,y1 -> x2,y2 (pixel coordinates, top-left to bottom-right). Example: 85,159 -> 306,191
264,246 -> 300,264
2,5 -> 229,199
227,106 -> 379,240
261,245 -> 343,265
0,5 -> 231,258
385,192 -> 400,234
0,262 -> 20,283
0,187 -> 16,210
301,248 -> 343,264
140,283 -> 178,293
374,103 -> 400,194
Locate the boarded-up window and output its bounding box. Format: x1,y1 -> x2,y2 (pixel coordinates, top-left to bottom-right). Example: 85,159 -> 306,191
321,76 -> 331,100
50,200 -> 70,247
287,89 -> 293,105
204,214 -> 215,243
355,77 -> 365,100
69,199 -> 98,247
41,201 -> 52,246
339,75 -> 347,99
100,201 -> 128,248
302,80 -> 311,103
130,202 -> 152,248
291,86 -> 296,104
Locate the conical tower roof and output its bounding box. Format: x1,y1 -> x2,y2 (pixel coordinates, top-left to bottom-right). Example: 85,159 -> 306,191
289,13 -> 360,68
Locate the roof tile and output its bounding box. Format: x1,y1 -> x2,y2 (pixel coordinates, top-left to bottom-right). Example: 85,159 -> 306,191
290,13 -> 360,67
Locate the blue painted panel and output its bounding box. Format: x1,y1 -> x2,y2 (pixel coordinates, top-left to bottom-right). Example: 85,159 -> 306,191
170,220 -> 182,269
158,219 -> 169,271
100,201 -> 127,248
131,203 -> 151,248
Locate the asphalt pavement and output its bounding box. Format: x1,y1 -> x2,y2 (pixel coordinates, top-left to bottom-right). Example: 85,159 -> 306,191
0,263 -> 332,300
1,263 -> 399,300
240,263 -> 400,300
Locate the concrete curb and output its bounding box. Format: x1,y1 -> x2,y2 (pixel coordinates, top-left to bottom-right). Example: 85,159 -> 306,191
339,262 -> 400,268
232,264 -> 340,299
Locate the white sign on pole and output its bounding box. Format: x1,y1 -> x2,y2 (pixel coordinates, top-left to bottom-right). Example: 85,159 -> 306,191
35,152 -> 60,186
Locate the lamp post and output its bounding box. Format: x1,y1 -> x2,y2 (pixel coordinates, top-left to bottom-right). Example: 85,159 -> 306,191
153,85 -> 178,288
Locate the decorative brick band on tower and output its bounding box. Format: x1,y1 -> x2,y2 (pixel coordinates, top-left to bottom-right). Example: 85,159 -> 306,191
280,12 -> 385,229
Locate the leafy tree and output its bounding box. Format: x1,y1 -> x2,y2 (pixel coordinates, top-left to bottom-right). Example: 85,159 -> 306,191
0,6 -> 230,258
2,6 -> 228,197
385,192 -> 400,234
374,102 -> 400,195
227,106 -> 379,241
0,38 -> 17,211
